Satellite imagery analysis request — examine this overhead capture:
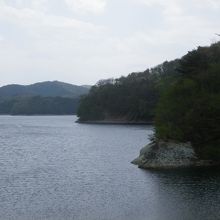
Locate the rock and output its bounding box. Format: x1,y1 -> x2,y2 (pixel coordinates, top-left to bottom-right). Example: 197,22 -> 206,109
131,141 -> 198,169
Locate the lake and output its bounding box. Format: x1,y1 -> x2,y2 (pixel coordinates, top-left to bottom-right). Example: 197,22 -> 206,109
0,116 -> 220,220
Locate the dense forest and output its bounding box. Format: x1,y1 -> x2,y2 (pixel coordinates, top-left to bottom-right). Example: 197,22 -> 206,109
78,42 -> 220,159
77,59 -> 179,122
155,42 -> 220,160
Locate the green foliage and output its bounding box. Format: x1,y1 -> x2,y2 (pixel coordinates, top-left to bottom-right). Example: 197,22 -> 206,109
156,42 -> 220,159
78,41 -> 220,160
77,70 -> 160,121
77,60 -> 180,122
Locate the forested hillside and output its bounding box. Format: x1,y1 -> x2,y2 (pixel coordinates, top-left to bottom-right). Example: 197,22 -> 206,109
0,81 -> 89,98
77,59 -> 179,122
156,42 -> 220,159
0,81 -> 90,115
78,42 -> 220,159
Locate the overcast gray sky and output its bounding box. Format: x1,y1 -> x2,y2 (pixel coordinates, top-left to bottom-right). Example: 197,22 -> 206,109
0,0 -> 219,86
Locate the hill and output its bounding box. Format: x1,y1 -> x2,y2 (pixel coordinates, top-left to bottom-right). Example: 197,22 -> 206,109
77,42 -> 220,160
0,81 -> 89,98
77,59 -> 179,122
0,81 -> 90,115
155,42 -> 220,160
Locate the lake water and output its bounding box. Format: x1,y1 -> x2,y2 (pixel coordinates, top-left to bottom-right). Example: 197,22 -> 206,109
0,116 -> 220,220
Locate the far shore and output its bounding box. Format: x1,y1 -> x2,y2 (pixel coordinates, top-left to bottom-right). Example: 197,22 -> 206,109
0,114 -> 77,116
76,120 -> 154,125
0,115 -> 154,125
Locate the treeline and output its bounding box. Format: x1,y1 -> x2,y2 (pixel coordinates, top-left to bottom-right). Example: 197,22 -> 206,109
77,59 -> 179,122
78,42 -> 220,159
0,81 -> 89,98
0,96 -> 79,115
156,42 -> 220,159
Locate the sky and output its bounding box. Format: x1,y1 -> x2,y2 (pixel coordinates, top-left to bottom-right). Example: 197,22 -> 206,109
0,0 -> 220,86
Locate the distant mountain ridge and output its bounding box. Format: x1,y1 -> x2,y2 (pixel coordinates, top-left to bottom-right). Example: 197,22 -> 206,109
0,81 -> 91,115
0,81 -> 90,98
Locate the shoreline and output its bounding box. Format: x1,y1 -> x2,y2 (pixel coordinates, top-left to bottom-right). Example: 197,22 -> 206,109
76,120 -> 154,125
0,114 -> 77,116
132,141 -> 220,169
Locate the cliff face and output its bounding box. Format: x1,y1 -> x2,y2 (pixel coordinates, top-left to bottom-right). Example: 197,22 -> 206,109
132,141 -> 217,169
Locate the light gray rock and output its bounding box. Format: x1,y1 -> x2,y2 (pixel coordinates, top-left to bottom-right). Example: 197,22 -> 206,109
132,141 -> 198,169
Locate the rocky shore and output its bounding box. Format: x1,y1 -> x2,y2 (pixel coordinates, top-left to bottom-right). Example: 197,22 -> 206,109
132,141 -> 218,169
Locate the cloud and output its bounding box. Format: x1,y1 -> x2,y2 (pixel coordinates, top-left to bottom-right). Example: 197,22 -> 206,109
1,0 -> 49,11
0,0 -> 109,85
65,0 -> 106,14
136,0 -> 219,39
0,3 -> 105,31
0,0 -> 219,86
138,0 -> 220,14
194,0 -> 220,9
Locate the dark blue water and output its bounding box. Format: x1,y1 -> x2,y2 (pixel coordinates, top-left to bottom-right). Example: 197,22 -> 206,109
0,116 -> 220,220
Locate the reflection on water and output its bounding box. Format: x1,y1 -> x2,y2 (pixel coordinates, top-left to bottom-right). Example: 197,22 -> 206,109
0,116 -> 219,220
